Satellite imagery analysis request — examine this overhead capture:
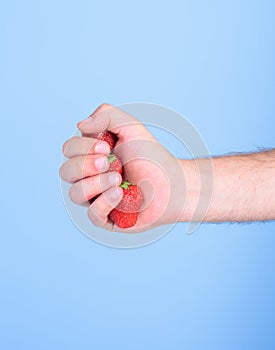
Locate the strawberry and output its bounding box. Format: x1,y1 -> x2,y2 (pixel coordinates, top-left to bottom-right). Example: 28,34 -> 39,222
109,181 -> 143,228
108,152 -> 122,175
108,211 -> 138,229
82,130 -> 117,151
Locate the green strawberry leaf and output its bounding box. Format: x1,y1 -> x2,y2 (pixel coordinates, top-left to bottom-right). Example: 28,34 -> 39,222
120,181 -> 132,190
107,152 -> 117,163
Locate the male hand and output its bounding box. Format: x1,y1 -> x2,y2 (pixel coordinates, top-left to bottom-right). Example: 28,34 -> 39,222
60,104 -> 185,232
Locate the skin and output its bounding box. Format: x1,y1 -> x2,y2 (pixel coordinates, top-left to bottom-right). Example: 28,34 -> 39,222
60,104 -> 275,232
182,150 -> 275,223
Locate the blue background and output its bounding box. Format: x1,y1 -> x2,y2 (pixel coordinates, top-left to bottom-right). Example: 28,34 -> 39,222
1,0 -> 275,349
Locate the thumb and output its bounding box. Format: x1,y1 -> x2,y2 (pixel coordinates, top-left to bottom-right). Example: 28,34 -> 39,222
77,103 -> 138,136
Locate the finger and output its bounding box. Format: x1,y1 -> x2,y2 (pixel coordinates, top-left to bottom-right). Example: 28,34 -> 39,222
77,103 -> 140,135
87,186 -> 123,228
59,154 -> 110,183
62,136 -> 110,158
69,172 -> 122,205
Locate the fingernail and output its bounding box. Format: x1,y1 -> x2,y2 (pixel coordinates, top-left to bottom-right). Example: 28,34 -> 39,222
95,142 -> 110,154
108,172 -> 120,186
109,187 -> 122,201
95,156 -> 109,171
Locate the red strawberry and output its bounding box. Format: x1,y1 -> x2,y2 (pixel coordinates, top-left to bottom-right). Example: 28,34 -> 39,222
82,130 -> 117,151
109,181 -> 143,228
108,153 -> 122,175
108,211 -> 138,229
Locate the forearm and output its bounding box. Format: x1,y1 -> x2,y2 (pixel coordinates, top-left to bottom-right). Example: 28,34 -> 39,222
180,150 -> 275,222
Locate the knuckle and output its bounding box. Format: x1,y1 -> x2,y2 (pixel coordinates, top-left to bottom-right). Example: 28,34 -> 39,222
69,181 -> 89,204
62,140 -> 69,155
59,164 -> 66,181
68,185 -> 78,204
61,158 -> 80,183
98,103 -> 111,111
63,147 -> 70,158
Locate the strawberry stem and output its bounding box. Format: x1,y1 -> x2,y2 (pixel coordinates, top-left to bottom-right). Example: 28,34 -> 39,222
107,152 -> 117,163
120,181 -> 132,190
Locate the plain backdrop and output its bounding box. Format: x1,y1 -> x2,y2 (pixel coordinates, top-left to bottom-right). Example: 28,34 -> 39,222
1,1 -> 274,349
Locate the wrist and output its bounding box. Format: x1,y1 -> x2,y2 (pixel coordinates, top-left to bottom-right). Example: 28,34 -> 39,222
171,157 -> 215,223
164,158 -> 201,224
178,159 -> 201,222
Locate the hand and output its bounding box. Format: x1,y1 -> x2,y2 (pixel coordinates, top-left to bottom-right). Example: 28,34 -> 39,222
60,104 -> 186,232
